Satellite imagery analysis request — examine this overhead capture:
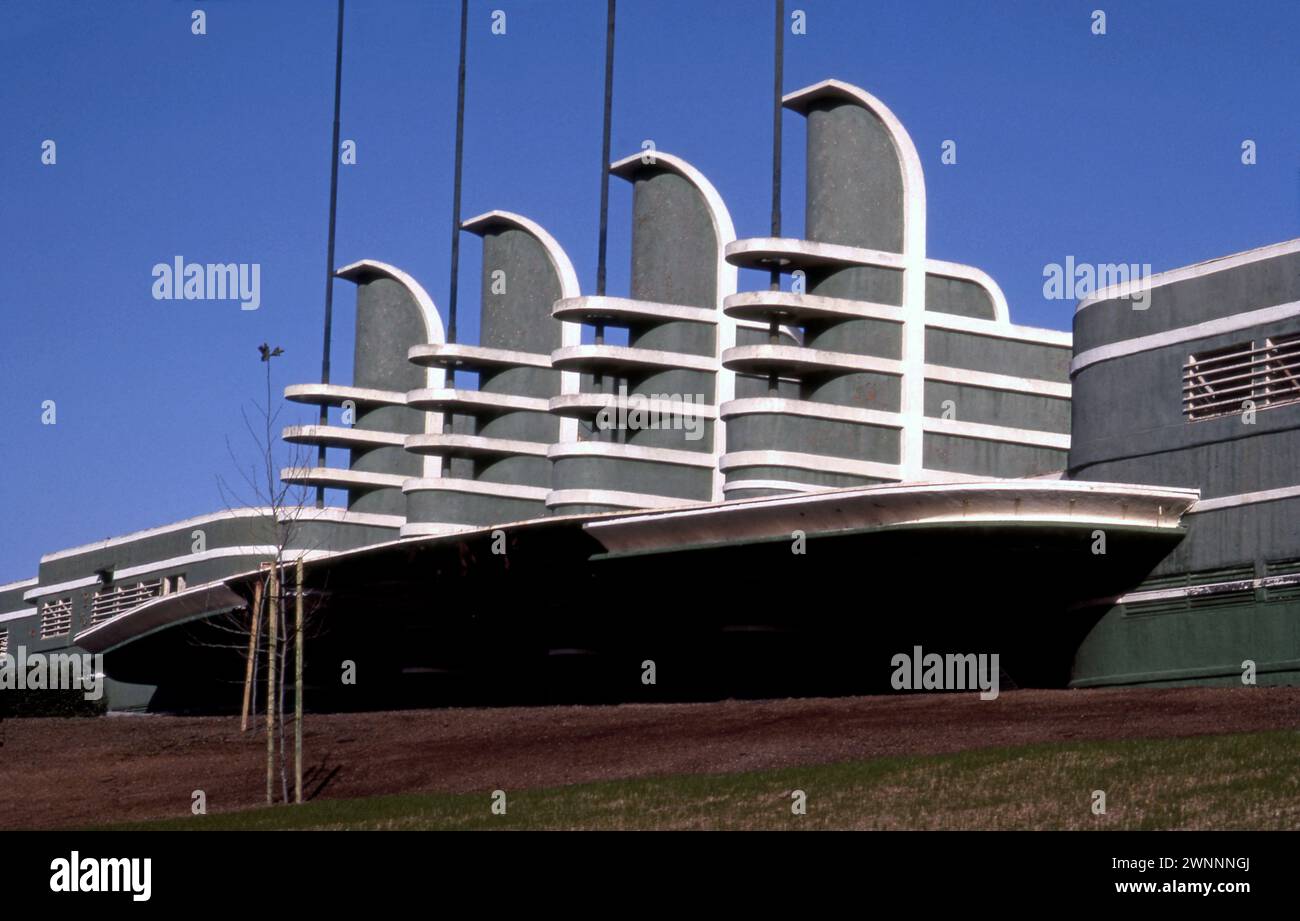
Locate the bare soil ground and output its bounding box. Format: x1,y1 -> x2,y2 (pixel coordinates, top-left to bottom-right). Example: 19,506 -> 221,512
2,687 -> 1297,829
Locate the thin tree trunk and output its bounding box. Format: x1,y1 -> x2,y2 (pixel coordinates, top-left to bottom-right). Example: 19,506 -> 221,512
266,564 -> 278,805
295,558 -> 304,804
240,578 -> 264,732
278,604 -> 289,804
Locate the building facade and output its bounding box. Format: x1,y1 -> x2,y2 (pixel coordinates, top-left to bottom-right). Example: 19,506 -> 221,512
1,79 -> 1294,710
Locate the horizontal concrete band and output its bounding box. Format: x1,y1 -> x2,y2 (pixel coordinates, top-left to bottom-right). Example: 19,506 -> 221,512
38,507 -> 399,564
549,392 -> 719,420
584,478 -> 1199,554
552,295 -> 717,326
1189,483 -> 1300,513
722,344 -> 904,376
280,466 -> 408,490
547,441 -> 717,469
1076,238 -> 1300,313
545,488 -> 689,510
406,388 -> 549,414
551,344 -> 716,373
401,477 -> 550,502
285,382 -> 407,407
404,433 -> 551,458
409,343 -> 553,370
282,424 -> 407,449
1072,299 -> 1300,373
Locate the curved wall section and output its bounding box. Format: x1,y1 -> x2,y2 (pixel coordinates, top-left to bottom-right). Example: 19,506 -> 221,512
404,211 -> 577,532
547,152 -> 737,515
282,261 -> 446,520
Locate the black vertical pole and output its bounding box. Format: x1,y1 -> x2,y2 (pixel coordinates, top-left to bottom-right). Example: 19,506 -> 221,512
596,0 -> 616,300
447,0 -> 469,346
769,0 -> 784,392
316,0 -> 346,508
771,0 -> 784,257
593,0 -> 616,410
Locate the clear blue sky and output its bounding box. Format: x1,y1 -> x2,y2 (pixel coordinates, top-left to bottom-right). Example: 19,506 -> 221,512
2,0 -> 1298,581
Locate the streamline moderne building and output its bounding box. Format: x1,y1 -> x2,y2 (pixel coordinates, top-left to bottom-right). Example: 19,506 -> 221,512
2,79 -> 1296,710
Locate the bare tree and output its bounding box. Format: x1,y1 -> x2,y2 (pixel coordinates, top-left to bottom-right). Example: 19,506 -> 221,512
210,343 -> 325,805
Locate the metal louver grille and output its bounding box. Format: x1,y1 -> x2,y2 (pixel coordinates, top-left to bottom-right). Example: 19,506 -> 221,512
1184,335 -> 1300,420
40,598 -> 73,639
90,578 -> 165,625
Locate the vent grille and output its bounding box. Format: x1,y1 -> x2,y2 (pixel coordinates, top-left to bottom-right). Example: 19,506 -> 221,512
90,578 -> 164,625
0,629 -> 7,656
1184,335 -> 1300,421
40,598 -> 73,639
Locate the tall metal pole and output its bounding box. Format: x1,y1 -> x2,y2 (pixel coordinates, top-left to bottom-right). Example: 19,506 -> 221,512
593,0 -> 616,406
595,0 -> 616,299
769,0 -> 785,393
316,0 -> 346,508
447,0 -> 470,345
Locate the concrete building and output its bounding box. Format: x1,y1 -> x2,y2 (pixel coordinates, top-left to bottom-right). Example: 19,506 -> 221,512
1,79 -> 1294,711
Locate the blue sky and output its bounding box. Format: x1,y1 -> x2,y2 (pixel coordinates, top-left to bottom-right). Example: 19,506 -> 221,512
2,0 -> 1298,581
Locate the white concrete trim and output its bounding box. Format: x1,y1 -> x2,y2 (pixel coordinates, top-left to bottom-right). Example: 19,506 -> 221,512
547,441 -> 718,469
721,344 -> 905,377
335,259 -> 446,347
720,450 -> 902,481
113,546 -> 336,582
722,479 -> 834,496
1189,484 -> 1300,513
720,397 -> 903,429
549,392 -> 718,420
551,344 -> 717,374
279,467 -> 409,490
39,506 -> 389,564
461,210 -> 582,300
924,364 -> 1072,399
0,577 -> 37,593
723,290 -> 903,324
725,236 -> 908,272
281,424 -> 407,449
284,382 -> 408,407
1076,237 -> 1300,312
1071,299 -> 1300,373
0,608 -> 35,624
924,310 -> 1072,347
406,388 -> 550,414
553,296 -> 717,326
404,433 -> 551,458
409,343 -> 553,370
1115,572 -> 1300,606
24,576 -> 99,601
924,258 -> 1010,324
402,477 -> 550,502
584,479 -> 1200,554
922,417 -> 1071,450
25,545 -> 339,601
545,489 -> 694,510
398,521 -> 480,538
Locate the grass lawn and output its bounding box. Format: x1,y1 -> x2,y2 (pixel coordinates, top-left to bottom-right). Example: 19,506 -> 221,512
102,729 -> 1300,831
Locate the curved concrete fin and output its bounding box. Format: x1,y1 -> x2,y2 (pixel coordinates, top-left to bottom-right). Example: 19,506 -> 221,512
609,151 -> 736,311
783,79 -> 925,259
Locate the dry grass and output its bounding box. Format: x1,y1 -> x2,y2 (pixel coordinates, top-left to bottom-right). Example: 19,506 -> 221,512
104,729 -> 1300,831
